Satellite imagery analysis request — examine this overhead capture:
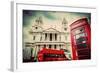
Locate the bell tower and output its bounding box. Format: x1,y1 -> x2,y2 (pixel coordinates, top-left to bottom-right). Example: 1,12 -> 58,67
35,16 -> 43,27
32,16 -> 43,31
62,18 -> 68,32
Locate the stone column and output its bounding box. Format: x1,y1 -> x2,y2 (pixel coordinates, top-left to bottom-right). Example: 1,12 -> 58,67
35,45 -> 38,56
47,33 -> 50,41
33,45 -> 37,58
56,45 -> 59,50
59,34 -> 61,42
62,45 -> 64,49
52,33 -> 54,41
57,34 -> 58,41
44,33 -> 46,41
32,47 -> 35,57
52,45 -> 54,49
60,45 -> 62,49
47,45 -> 49,49
45,44 -> 47,49
47,33 -> 49,41
42,33 -> 44,41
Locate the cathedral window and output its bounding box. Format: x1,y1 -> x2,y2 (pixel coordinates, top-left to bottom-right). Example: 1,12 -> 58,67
35,27 -> 38,29
50,33 -> 52,41
33,36 -> 35,40
55,34 -> 57,41
45,33 -> 47,40
64,28 -> 67,31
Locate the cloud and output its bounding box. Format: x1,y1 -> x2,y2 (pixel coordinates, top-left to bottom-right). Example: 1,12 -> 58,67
23,10 -> 57,27
23,10 -> 91,42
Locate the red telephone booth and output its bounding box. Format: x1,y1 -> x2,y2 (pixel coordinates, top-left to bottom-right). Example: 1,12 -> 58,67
70,18 -> 91,60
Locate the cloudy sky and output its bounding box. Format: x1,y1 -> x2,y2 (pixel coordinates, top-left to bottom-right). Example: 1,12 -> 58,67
23,10 -> 91,42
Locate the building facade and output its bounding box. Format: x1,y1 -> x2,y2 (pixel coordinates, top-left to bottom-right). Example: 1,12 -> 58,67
23,17 -> 71,61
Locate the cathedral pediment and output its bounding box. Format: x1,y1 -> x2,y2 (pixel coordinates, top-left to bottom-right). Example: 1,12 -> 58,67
43,28 -> 60,33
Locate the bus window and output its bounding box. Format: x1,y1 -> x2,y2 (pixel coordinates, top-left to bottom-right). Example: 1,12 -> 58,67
38,49 -> 68,61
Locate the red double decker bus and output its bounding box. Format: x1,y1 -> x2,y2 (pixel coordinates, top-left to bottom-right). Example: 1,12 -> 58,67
38,48 -> 68,62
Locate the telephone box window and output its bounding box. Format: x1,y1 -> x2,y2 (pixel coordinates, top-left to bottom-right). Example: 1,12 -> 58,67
77,43 -> 87,49
76,37 -> 87,44
75,33 -> 86,40
75,27 -> 85,35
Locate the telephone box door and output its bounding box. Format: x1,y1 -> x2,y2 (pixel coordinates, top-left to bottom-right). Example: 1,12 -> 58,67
70,18 -> 91,60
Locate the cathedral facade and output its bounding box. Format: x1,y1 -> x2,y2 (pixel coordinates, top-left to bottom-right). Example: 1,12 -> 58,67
23,17 -> 72,61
